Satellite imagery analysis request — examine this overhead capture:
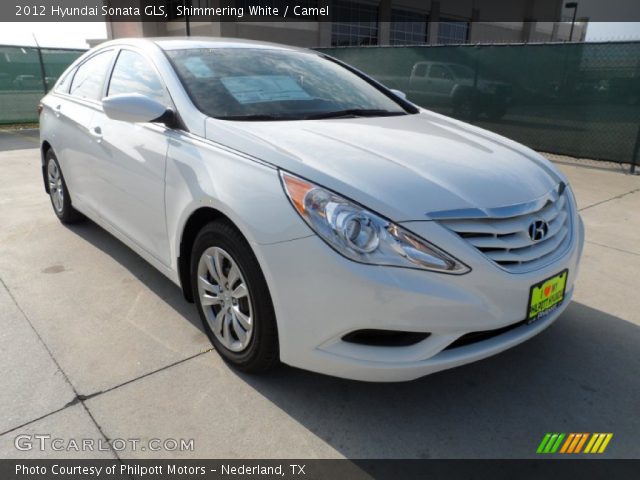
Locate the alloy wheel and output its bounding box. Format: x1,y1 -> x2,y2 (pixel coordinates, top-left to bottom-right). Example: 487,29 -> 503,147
48,160 -> 64,213
197,246 -> 253,352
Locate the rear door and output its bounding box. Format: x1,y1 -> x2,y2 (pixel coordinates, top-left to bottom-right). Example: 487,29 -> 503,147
88,48 -> 173,265
52,49 -> 115,213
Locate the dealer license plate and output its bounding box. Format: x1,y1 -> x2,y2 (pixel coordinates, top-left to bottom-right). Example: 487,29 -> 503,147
527,269 -> 568,324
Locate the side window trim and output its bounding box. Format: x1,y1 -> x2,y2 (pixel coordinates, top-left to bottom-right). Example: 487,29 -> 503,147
68,48 -> 116,104
106,47 -> 174,109
54,67 -> 75,94
101,48 -> 120,101
105,47 -> 124,98
104,47 -> 185,131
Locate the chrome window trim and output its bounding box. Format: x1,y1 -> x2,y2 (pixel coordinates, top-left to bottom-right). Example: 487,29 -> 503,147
68,48 -> 117,104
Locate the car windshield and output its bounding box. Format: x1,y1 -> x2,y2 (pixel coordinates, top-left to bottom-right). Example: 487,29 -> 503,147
166,48 -> 410,120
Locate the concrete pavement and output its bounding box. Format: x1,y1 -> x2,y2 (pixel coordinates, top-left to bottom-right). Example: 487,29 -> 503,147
0,128 -> 39,151
0,141 -> 638,459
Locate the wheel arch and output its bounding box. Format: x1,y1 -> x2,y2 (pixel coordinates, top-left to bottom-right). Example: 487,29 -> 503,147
178,206 -> 245,303
41,140 -> 53,193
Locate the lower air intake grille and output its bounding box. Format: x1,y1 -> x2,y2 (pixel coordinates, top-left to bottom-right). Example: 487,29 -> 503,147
342,329 -> 430,347
444,320 -> 527,350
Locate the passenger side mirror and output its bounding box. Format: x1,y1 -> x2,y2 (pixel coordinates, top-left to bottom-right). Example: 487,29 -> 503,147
390,89 -> 407,100
102,93 -> 172,125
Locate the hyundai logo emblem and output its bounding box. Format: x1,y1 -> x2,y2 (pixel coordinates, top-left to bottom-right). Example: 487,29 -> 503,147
528,219 -> 549,242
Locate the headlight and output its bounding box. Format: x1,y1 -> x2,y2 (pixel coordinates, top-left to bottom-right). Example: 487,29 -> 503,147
280,172 -> 470,274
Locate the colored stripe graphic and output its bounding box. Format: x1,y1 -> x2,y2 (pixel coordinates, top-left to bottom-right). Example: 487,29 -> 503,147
585,433 -> 614,454
550,433 -> 565,453
537,433 -> 552,454
560,433 -> 575,453
537,433 -> 565,454
567,433 -> 582,453
574,433 -> 589,453
598,434 -> 613,453
584,434 -> 598,453
538,433 -> 612,454
591,434 -> 606,453
544,434 -> 559,453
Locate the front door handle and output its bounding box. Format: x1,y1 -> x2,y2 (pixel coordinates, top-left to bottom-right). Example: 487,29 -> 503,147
91,126 -> 103,142
54,104 -> 61,117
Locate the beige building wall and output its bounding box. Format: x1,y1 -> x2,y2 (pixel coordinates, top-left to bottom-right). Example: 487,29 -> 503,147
104,0 -> 587,48
469,21 -> 587,43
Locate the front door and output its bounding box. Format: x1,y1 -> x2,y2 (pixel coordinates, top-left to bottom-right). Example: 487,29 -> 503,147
89,49 -> 174,265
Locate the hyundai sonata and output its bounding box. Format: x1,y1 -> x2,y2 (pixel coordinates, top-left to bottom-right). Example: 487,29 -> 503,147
39,38 -> 584,381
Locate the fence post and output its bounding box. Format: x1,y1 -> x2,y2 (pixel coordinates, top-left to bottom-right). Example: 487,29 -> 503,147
35,45 -> 48,94
631,124 -> 640,175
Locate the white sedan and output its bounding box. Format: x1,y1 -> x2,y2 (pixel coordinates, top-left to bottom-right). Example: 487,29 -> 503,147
39,38 -> 584,382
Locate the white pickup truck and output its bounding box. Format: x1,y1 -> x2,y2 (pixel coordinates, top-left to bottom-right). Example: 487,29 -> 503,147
407,61 -> 512,120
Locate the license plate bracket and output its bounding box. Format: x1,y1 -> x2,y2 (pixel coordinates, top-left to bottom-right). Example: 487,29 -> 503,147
527,269 -> 568,324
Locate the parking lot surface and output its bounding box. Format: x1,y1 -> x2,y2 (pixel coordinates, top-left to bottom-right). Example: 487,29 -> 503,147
1,131 -> 639,459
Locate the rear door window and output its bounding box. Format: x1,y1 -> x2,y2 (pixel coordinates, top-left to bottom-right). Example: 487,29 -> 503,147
55,68 -> 75,94
69,51 -> 113,101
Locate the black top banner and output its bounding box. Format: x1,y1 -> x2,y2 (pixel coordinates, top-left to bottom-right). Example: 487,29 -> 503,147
5,0 -> 640,22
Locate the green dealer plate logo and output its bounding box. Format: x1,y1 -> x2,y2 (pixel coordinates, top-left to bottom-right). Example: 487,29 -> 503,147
527,269 -> 568,323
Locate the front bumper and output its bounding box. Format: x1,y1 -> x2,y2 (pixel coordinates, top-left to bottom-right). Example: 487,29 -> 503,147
256,213 -> 585,382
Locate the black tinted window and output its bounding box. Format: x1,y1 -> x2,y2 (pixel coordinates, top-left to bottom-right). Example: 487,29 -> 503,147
108,50 -> 169,105
69,51 -> 113,101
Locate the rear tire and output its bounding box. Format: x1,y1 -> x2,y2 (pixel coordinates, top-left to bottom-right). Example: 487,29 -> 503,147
191,220 -> 279,373
45,149 -> 83,224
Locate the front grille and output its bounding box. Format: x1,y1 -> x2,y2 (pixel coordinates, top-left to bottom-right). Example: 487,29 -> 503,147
439,186 -> 572,273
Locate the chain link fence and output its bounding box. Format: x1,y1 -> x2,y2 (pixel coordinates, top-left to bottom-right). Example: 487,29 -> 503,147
0,45 -> 85,124
318,41 -> 640,166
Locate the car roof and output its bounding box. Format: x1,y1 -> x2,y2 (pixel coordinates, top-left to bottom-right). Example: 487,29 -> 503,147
97,37 -> 306,53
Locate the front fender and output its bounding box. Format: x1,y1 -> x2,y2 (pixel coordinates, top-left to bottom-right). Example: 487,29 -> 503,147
164,132 -> 312,275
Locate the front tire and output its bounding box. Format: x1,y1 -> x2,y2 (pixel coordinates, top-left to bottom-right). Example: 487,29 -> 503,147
191,220 -> 279,373
45,150 -> 83,224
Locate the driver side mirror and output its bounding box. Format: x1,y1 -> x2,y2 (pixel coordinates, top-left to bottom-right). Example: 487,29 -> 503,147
102,93 -> 175,126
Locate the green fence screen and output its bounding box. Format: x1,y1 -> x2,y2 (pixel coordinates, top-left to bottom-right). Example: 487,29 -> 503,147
1,42 -> 638,164
318,42 -> 640,164
0,45 -> 85,124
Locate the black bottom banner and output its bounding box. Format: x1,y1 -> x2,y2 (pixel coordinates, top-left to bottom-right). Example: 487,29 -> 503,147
1,459 -> 638,480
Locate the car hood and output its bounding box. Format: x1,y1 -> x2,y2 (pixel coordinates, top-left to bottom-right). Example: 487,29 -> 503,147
204,111 -> 563,222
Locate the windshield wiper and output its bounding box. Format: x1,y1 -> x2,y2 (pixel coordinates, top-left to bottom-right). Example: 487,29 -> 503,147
302,109 -> 407,120
217,109 -> 407,121
217,114 -> 296,121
